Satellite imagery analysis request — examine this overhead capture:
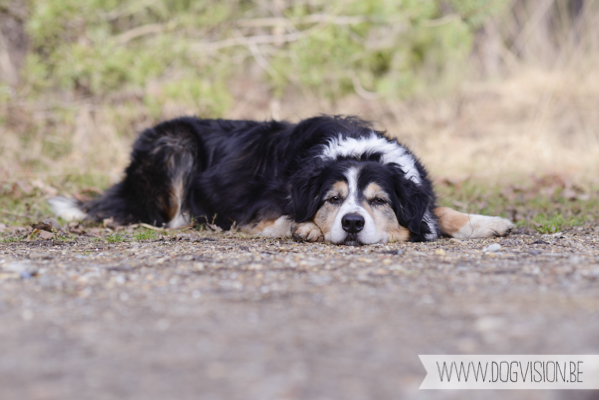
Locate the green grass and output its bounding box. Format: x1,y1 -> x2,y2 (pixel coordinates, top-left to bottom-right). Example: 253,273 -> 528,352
435,177 -> 599,232
133,229 -> 158,241
0,176 -> 597,237
532,213 -> 564,234
0,236 -> 21,243
54,232 -> 76,241
105,233 -> 126,243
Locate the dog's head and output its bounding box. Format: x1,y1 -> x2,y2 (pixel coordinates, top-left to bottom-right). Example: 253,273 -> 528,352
291,133 -> 438,245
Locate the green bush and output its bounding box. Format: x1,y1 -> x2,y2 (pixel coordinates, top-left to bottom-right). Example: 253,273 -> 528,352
22,0 -> 504,104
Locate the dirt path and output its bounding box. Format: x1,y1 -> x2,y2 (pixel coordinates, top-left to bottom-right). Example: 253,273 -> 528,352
1,229 -> 599,400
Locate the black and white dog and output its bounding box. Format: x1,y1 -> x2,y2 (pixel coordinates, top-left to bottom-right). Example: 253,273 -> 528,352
50,115 -> 513,245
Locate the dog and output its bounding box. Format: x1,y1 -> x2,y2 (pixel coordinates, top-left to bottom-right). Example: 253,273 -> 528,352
50,115 -> 513,245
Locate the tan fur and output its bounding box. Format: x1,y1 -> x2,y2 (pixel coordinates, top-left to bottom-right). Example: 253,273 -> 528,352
314,204 -> 336,236
313,181 -> 348,236
332,181 -> 349,198
167,179 -> 184,220
241,216 -> 292,237
361,183 -> 409,242
247,219 -> 275,233
434,207 -> 514,238
310,181 -> 410,243
362,183 -> 389,202
434,206 -> 470,236
291,221 -> 324,242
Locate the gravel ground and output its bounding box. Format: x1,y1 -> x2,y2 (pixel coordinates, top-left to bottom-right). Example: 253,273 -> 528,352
1,227 -> 599,400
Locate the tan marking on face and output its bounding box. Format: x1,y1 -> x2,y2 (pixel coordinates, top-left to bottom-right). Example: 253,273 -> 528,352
361,183 -> 409,242
363,183 -> 389,202
386,222 -> 410,242
433,207 -> 470,236
332,181 -> 349,198
313,181 -> 347,236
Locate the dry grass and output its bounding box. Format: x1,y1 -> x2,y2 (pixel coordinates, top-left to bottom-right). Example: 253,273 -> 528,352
3,1 -> 599,189
3,63 -> 599,188
3,65 -> 599,231
234,63 -> 599,185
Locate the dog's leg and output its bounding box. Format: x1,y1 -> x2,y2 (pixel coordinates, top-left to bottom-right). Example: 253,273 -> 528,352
241,216 -> 292,238
433,207 -> 514,239
291,221 -> 324,242
80,122 -> 200,227
241,217 -> 324,241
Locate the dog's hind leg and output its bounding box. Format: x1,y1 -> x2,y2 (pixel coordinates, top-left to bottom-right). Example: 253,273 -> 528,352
433,207 -> 514,239
161,141 -> 194,229
81,121 -> 200,227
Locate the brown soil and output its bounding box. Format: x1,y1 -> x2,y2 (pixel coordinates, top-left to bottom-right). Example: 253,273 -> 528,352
1,229 -> 599,400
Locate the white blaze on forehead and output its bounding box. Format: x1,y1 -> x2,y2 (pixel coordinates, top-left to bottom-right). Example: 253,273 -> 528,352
320,133 -> 422,185
327,166 -> 381,244
345,166 -> 359,197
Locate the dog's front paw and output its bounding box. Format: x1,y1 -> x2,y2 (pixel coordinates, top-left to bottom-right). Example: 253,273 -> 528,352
460,215 -> 514,239
489,217 -> 515,237
291,221 -> 324,242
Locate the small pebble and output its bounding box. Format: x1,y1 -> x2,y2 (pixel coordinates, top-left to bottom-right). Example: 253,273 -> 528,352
483,243 -> 501,253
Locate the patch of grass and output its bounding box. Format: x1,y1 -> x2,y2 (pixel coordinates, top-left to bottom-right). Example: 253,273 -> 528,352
133,229 -> 158,241
533,213 -> 565,234
1,175 -> 597,237
0,179 -> 60,226
435,176 -> 599,232
1,236 -> 21,243
54,232 -> 76,242
105,233 -> 126,243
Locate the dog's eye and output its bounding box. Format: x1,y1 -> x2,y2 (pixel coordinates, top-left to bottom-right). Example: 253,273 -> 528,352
371,197 -> 387,205
328,196 -> 341,204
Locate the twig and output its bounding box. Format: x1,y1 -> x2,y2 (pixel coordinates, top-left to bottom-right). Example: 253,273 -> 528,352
349,72 -> 379,100
235,14 -> 371,28
421,14 -> 460,27
139,223 -> 164,231
248,40 -> 277,79
510,0 -> 555,55
114,23 -> 164,46
191,30 -> 306,52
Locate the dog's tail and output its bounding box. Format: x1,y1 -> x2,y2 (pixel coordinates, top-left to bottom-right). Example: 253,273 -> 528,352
48,197 -> 87,222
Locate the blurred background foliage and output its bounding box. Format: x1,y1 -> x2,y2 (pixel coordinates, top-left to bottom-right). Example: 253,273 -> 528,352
1,0 -> 599,186
20,0 -> 504,105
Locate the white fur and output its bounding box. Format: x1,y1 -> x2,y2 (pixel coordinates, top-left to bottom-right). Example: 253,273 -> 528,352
48,197 -> 86,221
327,167 -> 384,245
258,216 -> 292,238
166,213 -> 190,229
452,214 -> 514,239
423,211 -> 439,241
166,152 -> 194,229
320,133 -> 422,185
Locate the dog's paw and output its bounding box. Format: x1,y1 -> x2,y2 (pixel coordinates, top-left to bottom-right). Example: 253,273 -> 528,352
454,215 -> 514,239
291,221 -> 324,242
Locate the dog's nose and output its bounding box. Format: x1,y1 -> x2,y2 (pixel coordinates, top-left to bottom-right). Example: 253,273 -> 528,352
341,213 -> 365,233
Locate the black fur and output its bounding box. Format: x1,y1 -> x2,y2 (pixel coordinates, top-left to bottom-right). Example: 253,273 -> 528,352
82,115 -> 438,241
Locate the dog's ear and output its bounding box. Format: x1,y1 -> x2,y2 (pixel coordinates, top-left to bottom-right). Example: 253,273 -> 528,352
289,162 -> 326,222
390,167 -> 436,241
